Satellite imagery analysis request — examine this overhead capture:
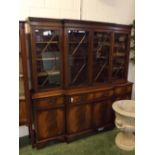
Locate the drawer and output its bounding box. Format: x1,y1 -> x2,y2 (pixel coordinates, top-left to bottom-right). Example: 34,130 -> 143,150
94,90 -> 114,100
34,96 -> 64,108
114,87 -> 126,95
115,93 -> 131,101
69,95 -> 83,104
83,93 -> 94,102
69,93 -> 94,104
126,85 -> 132,93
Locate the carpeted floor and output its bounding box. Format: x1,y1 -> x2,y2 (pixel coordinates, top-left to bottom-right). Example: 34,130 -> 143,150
19,129 -> 134,155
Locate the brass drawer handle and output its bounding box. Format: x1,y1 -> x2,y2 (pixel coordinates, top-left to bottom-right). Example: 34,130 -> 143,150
71,97 -> 74,103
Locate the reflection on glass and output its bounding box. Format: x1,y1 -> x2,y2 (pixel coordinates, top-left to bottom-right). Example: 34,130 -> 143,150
93,32 -> 111,83
68,30 -> 89,86
35,29 -> 61,89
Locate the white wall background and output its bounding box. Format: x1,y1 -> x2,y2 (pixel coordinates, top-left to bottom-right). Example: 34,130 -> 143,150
19,0 -> 134,24
19,0 -> 135,137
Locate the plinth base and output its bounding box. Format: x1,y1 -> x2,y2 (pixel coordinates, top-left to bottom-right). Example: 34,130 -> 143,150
115,132 -> 135,151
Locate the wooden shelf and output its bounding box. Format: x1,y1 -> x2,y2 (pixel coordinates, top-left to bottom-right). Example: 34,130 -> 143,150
36,41 -> 59,44
94,56 -> 108,59
69,41 -> 88,44
94,62 -> 108,65
113,53 -> 125,57
37,57 -> 60,61
37,70 -> 60,77
113,66 -> 124,70
70,56 -> 86,59
93,42 -> 110,46
114,44 -> 125,48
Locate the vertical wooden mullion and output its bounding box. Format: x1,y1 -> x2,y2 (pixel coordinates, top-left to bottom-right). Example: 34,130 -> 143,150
30,26 -> 38,91
88,30 -> 93,85
125,32 -> 131,81
109,31 -> 114,83
59,27 -> 64,89
63,28 -> 69,88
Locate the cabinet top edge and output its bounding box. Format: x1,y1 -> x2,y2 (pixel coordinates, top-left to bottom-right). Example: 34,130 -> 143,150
19,21 -> 26,24
27,17 -> 132,28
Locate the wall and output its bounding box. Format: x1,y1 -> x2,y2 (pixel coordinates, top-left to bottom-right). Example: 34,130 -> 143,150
20,0 -> 134,24
19,0 -> 80,20
128,62 -> 135,99
19,0 -> 135,137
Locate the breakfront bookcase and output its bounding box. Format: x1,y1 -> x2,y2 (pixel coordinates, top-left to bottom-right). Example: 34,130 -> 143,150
27,17 -> 132,148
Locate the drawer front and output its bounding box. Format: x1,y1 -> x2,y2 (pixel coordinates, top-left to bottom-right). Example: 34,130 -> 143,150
114,87 -> 126,95
94,90 -> 114,100
126,84 -> 132,93
69,95 -> 83,104
34,96 -> 64,108
115,93 -> 131,101
83,93 -> 94,102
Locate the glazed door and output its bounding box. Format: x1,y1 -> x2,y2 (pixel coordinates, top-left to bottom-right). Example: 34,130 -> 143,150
92,31 -> 112,83
112,32 -> 130,82
66,29 -> 90,87
31,27 -> 63,91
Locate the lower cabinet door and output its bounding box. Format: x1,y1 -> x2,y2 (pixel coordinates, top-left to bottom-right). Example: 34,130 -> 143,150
35,108 -> 65,141
67,103 -> 92,134
93,100 -> 114,129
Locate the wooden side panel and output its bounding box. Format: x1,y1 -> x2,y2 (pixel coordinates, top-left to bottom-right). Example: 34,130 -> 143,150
36,108 -> 65,140
67,103 -> 92,134
19,100 -> 28,125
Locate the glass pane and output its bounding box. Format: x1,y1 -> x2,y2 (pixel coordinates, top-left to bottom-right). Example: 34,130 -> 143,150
112,33 -> 128,80
35,29 -> 61,89
93,32 -> 111,83
68,30 -> 89,86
